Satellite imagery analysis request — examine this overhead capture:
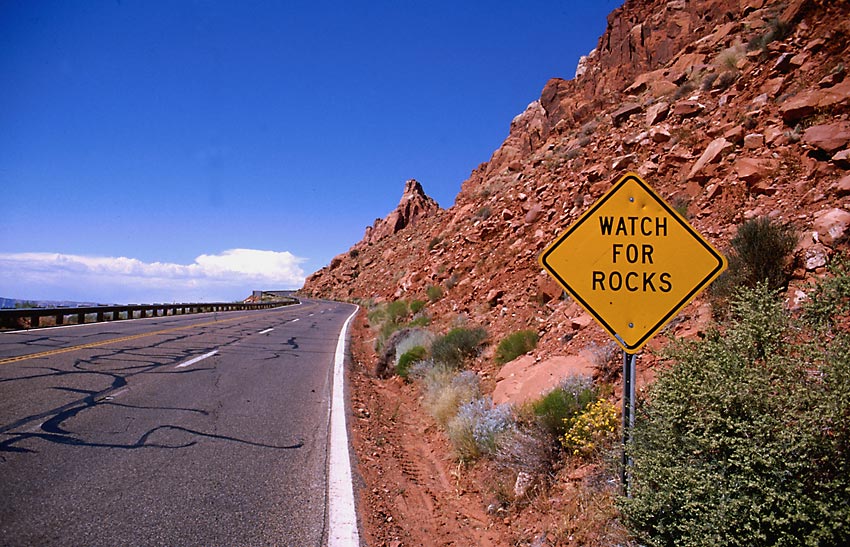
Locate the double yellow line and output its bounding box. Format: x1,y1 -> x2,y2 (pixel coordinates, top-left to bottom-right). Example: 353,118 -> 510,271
0,314 -> 247,366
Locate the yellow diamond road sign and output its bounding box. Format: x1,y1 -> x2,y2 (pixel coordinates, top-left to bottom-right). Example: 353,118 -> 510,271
539,173 -> 727,353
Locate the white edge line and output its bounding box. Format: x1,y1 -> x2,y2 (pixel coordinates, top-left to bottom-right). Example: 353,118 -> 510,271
175,350 -> 218,369
328,307 -> 360,547
259,328 -> 274,334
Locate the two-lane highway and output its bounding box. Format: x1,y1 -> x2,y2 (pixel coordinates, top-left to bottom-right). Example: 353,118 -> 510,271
0,299 -> 358,547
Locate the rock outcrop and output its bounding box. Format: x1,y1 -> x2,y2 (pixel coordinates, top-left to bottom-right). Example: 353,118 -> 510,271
305,179 -> 440,295
363,179 -> 439,246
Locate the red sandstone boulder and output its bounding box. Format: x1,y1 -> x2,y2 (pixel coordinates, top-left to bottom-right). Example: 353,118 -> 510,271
813,208 -> 850,247
802,122 -> 850,154
780,80 -> 850,123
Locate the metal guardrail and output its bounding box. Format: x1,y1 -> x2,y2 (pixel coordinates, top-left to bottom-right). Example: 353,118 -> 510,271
0,299 -> 297,330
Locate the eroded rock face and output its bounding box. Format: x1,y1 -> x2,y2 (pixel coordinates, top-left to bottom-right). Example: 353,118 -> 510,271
302,0 -> 850,384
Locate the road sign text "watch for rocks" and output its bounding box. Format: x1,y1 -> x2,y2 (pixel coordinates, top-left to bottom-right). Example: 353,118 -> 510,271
593,216 -> 672,293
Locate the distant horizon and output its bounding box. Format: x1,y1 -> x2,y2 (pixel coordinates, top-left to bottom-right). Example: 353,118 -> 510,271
1,1 -> 623,303
0,295 -> 262,307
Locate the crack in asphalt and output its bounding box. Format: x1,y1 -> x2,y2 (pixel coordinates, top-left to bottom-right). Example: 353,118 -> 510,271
0,313 -> 313,458
1,425 -> 304,454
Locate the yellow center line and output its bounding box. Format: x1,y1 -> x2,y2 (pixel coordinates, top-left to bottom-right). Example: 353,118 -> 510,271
0,314 -> 250,366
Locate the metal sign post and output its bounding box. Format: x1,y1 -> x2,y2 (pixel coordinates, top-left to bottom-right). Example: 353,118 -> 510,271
621,350 -> 637,496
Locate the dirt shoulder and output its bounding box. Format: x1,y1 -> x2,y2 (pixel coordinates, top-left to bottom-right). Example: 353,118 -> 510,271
346,310 -> 630,547
347,310 -> 505,547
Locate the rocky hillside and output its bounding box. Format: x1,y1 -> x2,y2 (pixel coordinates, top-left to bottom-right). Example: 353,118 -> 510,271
303,0 -> 850,371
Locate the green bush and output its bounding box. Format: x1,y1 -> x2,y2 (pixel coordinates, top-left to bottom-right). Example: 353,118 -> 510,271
370,299 -> 415,351
396,345 -> 427,380
426,285 -> 444,302
712,217 -> 797,306
495,329 -> 539,364
530,375 -> 597,439
430,326 -> 487,369
385,299 -> 409,324
409,299 -> 426,314
802,253 -> 850,331
406,315 -> 430,327
620,283 -> 850,547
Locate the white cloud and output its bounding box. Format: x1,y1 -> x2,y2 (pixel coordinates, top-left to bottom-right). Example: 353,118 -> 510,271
0,249 -> 307,304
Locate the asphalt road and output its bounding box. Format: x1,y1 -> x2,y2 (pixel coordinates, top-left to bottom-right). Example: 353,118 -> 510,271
0,299 -> 358,547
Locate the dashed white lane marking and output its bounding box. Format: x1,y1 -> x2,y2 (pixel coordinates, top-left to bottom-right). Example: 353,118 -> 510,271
327,307 -> 360,547
175,350 -> 218,369
291,318 -> 300,322
258,328 -> 274,334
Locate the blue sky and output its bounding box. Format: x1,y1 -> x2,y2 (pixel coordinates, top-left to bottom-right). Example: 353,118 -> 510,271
1,0 -> 620,303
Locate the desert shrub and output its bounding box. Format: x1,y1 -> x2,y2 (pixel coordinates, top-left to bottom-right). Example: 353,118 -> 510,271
561,399 -> 619,457
445,273 -> 461,290
474,206 -> 492,220
406,315 -> 430,327
427,236 -> 443,251
700,71 -> 718,91
495,329 -> 539,364
426,284 -> 444,302
430,326 -> 487,369
370,299 -> 421,351
366,304 -> 386,326
447,398 -> 514,462
715,70 -> 738,90
409,299 -> 426,314
377,321 -> 402,352
669,195 -> 690,220
802,253 -> 850,331
563,147 -> 583,161
531,375 -> 597,439
620,283 -> 850,547
747,17 -> 791,52
385,299 -> 409,324
712,217 -> 797,306
417,362 -> 481,427
493,423 -> 555,476
396,345 -> 427,380
716,45 -> 744,71
580,119 -> 599,136
672,79 -> 696,100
